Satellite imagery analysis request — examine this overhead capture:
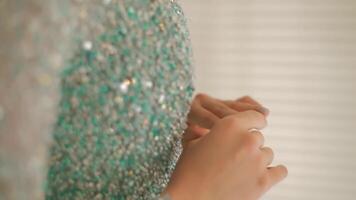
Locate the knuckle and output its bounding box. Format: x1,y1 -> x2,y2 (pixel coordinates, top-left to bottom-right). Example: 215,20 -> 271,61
195,93 -> 208,101
244,95 -> 253,100
246,133 -> 260,147
242,134 -> 259,153
266,147 -> 274,158
219,115 -> 241,128
202,114 -> 215,125
239,95 -> 251,101
216,105 -> 236,117
245,110 -> 263,118
240,95 -> 255,103
246,110 -> 267,125
262,147 -> 274,165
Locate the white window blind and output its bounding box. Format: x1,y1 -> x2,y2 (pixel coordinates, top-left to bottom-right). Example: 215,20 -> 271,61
180,0 -> 356,199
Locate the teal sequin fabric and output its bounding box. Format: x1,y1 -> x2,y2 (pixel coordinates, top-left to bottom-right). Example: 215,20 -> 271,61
46,0 -> 194,199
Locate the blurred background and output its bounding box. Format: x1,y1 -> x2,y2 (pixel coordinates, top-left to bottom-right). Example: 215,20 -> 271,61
180,0 -> 356,199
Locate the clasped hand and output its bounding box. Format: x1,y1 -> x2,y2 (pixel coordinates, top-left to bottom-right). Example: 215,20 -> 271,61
166,94 -> 288,200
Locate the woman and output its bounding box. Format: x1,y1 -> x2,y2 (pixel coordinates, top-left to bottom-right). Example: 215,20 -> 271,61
0,0 -> 287,199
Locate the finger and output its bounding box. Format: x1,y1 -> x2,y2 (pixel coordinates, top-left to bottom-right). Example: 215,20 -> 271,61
182,124 -> 209,148
236,110 -> 268,131
237,96 -> 263,107
222,100 -> 269,116
267,165 -> 288,186
261,147 -> 274,166
188,104 -> 219,129
248,130 -> 265,148
218,110 -> 268,135
183,124 -> 209,141
200,96 -> 238,118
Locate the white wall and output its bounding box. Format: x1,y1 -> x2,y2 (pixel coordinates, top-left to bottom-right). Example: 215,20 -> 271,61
180,0 -> 356,199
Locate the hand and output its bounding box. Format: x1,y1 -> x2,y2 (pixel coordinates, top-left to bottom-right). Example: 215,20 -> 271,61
166,111 -> 288,200
184,94 -> 269,146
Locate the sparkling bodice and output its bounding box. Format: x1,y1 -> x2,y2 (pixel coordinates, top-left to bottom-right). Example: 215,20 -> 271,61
0,0 -> 194,199
45,0 -> 194,199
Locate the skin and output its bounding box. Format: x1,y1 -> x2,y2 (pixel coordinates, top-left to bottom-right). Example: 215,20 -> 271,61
165,94 -> 288,200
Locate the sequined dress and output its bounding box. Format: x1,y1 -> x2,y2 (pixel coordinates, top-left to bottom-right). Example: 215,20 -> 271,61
0,0 -> 194,199
45,0 -> 194,199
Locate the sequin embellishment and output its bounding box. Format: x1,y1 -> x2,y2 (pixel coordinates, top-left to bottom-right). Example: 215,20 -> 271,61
46,0 -> 194,199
